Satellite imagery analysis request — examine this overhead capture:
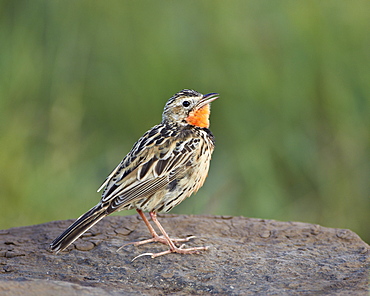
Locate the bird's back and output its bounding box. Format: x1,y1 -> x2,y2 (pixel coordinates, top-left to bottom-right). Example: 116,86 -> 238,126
98,123 -> 215,214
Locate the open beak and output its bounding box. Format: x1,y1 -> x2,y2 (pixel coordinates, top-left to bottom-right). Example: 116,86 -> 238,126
196,93 -> 219,109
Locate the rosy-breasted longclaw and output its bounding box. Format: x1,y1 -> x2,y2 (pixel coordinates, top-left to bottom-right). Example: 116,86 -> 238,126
50,89 -> 218,259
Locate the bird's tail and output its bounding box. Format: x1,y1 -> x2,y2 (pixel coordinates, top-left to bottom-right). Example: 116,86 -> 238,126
50,204 -> 107,253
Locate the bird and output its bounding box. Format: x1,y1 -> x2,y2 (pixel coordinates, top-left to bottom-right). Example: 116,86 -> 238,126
50,89 -> 218,259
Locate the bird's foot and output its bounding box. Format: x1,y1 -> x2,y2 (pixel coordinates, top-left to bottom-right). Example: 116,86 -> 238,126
119,211 -> 209,260
131,244 -> 209,261
117,235 -> 196,251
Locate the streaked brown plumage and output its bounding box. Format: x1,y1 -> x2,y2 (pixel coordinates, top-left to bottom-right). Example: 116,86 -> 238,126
50,89 -> 218,258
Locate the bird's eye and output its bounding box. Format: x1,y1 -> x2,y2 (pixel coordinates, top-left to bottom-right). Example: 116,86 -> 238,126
182,100 -> 190,107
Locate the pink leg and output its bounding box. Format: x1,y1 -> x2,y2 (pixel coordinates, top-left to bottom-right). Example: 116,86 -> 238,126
117,210 -> 195,252
131,211 -> 209,260
137,209 -> 159,238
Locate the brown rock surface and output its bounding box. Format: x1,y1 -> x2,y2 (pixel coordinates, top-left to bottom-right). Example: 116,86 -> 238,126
0,215 -> 369,295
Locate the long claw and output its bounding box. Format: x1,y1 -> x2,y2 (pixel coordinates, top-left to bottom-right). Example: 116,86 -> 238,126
131,253 -> 155,262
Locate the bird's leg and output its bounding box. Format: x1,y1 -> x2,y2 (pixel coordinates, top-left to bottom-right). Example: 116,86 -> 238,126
117,210 -> 194,251
132,212 -> 209,259
137,209 -> 159,238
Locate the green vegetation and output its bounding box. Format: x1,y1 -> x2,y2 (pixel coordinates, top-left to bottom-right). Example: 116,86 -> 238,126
1,1 -> 369,243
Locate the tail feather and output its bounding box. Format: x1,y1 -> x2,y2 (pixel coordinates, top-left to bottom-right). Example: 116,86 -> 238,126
50,204 -> 107,253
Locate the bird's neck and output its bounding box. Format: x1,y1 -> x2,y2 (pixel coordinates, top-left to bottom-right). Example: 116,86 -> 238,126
185,105 -> 210,128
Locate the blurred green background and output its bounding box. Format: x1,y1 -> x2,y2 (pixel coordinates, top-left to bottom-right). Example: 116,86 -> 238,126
1,1 -> 369,243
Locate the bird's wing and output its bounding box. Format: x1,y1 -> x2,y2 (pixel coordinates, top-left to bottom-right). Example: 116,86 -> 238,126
98,124 -> 200,208
97,124 -> 166,195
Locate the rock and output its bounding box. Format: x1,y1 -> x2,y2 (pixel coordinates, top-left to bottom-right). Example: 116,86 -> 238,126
0,215 -> 369,295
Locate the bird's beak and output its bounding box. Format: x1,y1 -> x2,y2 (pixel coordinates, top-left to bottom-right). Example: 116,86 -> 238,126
196,93 -> 219,109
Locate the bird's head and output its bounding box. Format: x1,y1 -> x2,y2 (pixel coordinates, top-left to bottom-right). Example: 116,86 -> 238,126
162,89 -> 219,128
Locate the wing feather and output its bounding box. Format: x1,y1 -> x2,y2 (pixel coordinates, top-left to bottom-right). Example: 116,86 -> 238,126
99,126 -> 201,211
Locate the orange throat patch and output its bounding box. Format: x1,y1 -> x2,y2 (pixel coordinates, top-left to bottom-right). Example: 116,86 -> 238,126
186,104 -> 210,128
